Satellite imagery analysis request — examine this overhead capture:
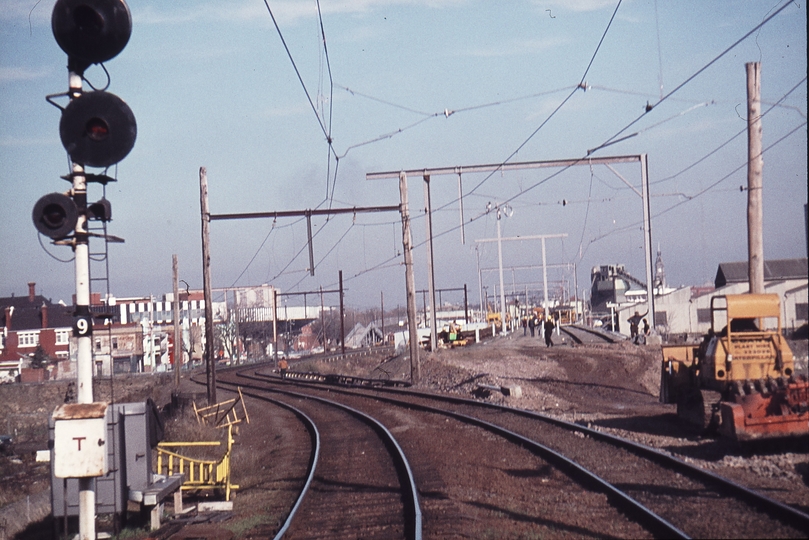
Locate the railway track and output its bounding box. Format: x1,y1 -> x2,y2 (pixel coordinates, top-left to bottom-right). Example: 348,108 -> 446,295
216,365 -> 809,539
202,376 -> 421,539
559,324 -> 622,345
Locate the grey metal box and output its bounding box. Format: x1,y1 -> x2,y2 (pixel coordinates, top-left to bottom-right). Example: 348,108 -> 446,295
51,399 -> 163,518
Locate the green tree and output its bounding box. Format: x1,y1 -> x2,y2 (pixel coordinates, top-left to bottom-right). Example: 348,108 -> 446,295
30,345 -> 51,369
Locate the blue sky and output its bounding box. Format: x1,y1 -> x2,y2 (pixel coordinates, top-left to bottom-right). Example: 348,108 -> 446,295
1,0 -> 806,311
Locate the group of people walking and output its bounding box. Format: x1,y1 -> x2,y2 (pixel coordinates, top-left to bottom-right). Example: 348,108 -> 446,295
522,313 -> 558,347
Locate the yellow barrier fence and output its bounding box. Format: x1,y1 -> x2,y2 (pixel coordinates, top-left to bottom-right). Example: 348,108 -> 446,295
155,425 -> 238,501
193,387 -> 250,428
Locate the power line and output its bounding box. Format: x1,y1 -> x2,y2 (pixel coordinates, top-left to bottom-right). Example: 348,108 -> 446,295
336,84 -> 435,117
250,2 -> 800,299
427,0 -> 624,211
590,0 -> 795,155
262,0 -> 335,157
651,76 -> 806,186
653,121 -> 807,218
580,0 -> 623,86
581,119 -> 806,248
333,84 -> 577,160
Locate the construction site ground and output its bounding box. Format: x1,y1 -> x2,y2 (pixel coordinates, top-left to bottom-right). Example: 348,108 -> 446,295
1,334 -> 807,538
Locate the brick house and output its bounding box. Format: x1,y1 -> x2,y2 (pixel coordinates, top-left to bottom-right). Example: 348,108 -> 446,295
0,283 -> 73,382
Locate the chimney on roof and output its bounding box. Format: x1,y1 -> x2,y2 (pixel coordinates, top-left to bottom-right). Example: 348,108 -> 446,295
28,282 -> 36,302
41,303 -> 49,329
4,306 -> 13,330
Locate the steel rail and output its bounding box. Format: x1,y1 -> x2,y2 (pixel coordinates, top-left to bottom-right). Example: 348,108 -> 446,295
558,326 -> 584,345
263,398 -> 320,540
237,371 -> 685,539
213,374 -> 423,540
187,379 -> 321,539
248,367 -> 809,533
567,323 -> 621,343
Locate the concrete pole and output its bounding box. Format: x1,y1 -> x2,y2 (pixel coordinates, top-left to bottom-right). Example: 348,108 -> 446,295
399,172 -> 420,382
423,175 -> 438,352
746,62 -> 764,294
573,263 -> 579,322
640,154 -> 656,326
199,167 -> 216,405
476,246 -> 483,321
457,172 -> 466,244
496,214 -> 506,333
173,255 -> 181,388
273,289 -> 278,364
541,237 -> 549,310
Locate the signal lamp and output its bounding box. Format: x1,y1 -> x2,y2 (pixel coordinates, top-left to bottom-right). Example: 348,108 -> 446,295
59,90 -> 136,168
32,193 -> 79,239
51,0 -> 132,72
87,198 -> 112,222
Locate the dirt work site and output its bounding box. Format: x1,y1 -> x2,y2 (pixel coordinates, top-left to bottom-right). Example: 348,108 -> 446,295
1,334 -> 807,538
304,333 -> 809,511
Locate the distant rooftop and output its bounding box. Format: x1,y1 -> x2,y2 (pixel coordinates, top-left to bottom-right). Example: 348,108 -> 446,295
715,258 -> 808,288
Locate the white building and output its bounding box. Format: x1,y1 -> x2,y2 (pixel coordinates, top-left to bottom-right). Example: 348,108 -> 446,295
614,258 -> 808,339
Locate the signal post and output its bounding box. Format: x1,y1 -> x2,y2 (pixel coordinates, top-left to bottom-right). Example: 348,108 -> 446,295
33,1 -> 137,537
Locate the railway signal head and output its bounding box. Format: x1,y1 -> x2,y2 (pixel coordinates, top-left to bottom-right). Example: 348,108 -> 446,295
87,198 -> 112,221
32,192 -> 79,239
59,90 -> 136,168
51,0 -> 132,74
40,0 -> 134,240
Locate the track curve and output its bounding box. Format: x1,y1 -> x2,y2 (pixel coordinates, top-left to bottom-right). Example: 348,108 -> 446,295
235,366 -> 809,539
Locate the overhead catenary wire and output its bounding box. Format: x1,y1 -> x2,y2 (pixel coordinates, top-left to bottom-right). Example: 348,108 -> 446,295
340,109 -> 804,294
427,0 -> 624,214
333,83 -> 577,160
262,0 -> 334,151
582,119 -> 807,247
651,76 -> 807,186
246,1 -> 801,300
590,0 -> 795,155
429,0 -> 797,223
288,220 -> 356,291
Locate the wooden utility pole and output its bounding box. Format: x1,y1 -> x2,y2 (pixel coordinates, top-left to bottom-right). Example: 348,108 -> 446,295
400,172 -> 420,382
339,270 -> 345,355
172,254 -> 181,388
320,287 -> 326,353
199,167 -> 216,404
746,62 -> 764,294
423,175 -> 439,351
272,289 -> 278,364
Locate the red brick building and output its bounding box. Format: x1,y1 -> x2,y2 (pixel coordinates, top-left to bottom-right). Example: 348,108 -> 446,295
1,283 -> 73,382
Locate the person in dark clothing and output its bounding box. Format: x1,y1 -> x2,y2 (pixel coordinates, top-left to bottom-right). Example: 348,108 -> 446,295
522,316 -> 528,336
543,317 -> 555,347
628,310 -> 648,344
528,315 -> 536,337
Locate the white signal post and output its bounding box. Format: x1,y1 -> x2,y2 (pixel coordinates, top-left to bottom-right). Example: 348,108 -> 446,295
47,2 -> 135,537
66,68 -> 99,540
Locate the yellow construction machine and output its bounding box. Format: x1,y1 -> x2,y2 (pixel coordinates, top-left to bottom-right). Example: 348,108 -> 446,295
660,294 -> 808,440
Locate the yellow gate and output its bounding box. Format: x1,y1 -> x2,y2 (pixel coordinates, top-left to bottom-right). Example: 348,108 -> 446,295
155,425 -> 238,501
